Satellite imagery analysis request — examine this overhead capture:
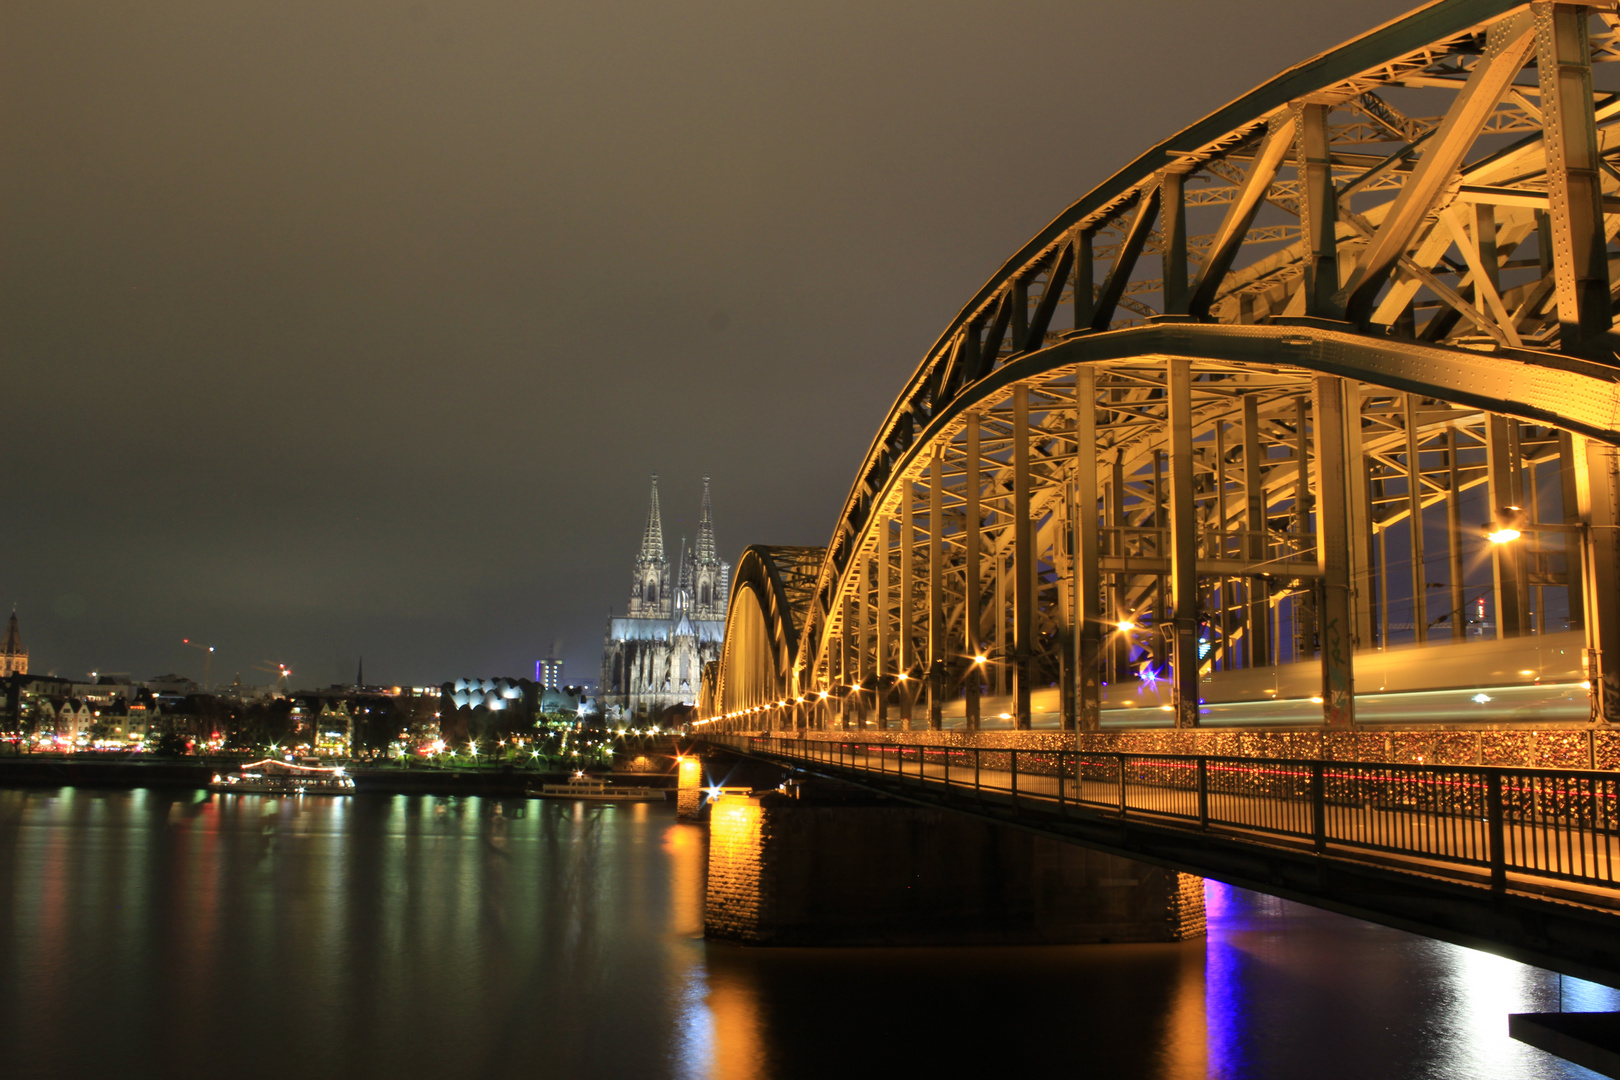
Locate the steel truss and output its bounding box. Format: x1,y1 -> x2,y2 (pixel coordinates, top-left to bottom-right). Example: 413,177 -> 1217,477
708,1 -> 1620,733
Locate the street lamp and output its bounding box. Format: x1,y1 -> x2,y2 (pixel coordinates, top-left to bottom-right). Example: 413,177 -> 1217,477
1486,505 -> 1527,545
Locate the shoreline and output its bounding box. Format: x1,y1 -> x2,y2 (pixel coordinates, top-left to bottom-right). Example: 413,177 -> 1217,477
0,756 -> 678,797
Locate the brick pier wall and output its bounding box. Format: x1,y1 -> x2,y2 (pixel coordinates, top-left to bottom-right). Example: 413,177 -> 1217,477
704,790 -> 1204,946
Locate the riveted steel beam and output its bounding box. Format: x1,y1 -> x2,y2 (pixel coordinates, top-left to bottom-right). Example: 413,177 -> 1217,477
1535,1 -> 1614,352
1341,11 -> 1536,324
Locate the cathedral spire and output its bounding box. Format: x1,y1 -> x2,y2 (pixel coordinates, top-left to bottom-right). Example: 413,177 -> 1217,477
628,474 -> 671,618
640,474 -> 665,562
695,474 -> 717,565
676,537 -> 690,609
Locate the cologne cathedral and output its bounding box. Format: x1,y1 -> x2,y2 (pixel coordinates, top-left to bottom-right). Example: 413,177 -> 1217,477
600,475 -> 729,717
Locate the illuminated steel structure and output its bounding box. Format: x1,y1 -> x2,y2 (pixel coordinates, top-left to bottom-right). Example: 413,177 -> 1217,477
707,0 -> 1620,736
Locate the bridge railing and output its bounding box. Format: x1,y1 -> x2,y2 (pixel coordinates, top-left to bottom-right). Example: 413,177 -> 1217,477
703,735 -> 1620,897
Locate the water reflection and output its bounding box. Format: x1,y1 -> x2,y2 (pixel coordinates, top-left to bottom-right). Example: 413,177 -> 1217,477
0,787 -> 1614,1079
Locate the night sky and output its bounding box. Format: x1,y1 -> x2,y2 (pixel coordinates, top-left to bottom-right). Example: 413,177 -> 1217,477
4,0 -> 1414,689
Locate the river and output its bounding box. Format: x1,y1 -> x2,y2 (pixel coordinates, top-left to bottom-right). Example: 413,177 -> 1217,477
0,786 -> 1612,1079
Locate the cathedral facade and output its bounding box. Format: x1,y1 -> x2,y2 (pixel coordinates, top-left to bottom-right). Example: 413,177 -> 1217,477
600,475 -> 729,718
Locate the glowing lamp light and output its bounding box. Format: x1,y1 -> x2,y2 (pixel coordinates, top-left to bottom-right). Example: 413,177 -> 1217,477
1116,620 -> 1135,632
1487,505 -> 1526,544
896,673 -> 908,682
1310,696 -> 1324,705
973,655 -> 988,664
998,712 -> 1012,720
819,690 -> 830,699
1472,693 -> 1492,704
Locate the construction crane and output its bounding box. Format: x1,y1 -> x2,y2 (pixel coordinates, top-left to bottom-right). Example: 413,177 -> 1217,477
253,661 -> 293,696
182,639 -> 215,693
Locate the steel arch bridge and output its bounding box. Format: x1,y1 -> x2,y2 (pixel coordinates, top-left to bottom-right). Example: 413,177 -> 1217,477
704,0 -> 1620,738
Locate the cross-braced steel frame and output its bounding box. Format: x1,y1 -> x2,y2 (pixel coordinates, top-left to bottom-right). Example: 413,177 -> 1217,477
707,0 -> 1620,736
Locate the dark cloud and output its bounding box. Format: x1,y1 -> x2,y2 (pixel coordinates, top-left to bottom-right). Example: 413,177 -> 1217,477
1,0 -> 1414,686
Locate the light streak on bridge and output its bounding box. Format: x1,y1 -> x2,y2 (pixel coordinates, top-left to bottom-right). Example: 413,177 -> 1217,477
701,0 -> 1620,738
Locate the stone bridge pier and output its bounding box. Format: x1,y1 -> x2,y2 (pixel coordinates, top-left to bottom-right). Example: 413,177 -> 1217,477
701,770 -> 1204,947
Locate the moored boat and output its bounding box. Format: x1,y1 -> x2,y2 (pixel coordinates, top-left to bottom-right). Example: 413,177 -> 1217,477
528,778 -> 664,802
210,759 -> 356,795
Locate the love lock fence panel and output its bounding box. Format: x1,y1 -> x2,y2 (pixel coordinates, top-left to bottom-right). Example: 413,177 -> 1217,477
1122,754 -> 1201,820
1501,770 -> 1620,887
1203,757 -> 1314,841
1321,762 -> 1490,869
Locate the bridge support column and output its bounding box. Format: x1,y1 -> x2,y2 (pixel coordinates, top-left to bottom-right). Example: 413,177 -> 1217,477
1447,425 -> 1469,642
848,595 -> 861,731
928,446 -> 945,730
1012,385 -> 1034,729
1488,415 -> 1528,638
704,786 -> 1206,945
858,556 -> 873,730
965,412 -> 983,731
1312,376 -> 1357,730
1574,436 -> 1620,724
1404,395 -> 1428,642
1074,366 -> 1102,731
1241,395 -> 1270,667
900,486 -> 916,729
877,513 -> 891,730
1167,358 -> 1200,727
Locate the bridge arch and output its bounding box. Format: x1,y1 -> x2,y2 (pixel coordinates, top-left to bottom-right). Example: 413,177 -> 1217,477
704,0 -> 1620,735
710,546 -> 823,730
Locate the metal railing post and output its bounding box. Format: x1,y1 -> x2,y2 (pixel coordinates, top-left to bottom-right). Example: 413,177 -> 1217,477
1059,751 -> 1067,814
1487,770 -> 1506,891
975,747 -> 981,793
1010,749 -> 1018,808
1118,753 -> 1127,815
1197,757 -> 1209,830
1310,761 -> 1326,853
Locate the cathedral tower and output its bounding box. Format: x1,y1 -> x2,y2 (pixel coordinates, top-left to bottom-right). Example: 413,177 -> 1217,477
0,609 -> 26,677
688,475 -> 729,620
627,474 -> 671,618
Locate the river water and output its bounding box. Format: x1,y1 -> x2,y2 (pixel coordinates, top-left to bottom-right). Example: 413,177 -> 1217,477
0,786 -> 1614,1080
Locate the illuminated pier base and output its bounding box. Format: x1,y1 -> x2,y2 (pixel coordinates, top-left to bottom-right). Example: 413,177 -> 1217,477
676,756 -> 705,821
705,789 -> 1204,946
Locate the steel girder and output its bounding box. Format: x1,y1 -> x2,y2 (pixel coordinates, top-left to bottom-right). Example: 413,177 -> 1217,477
705,0 -> 1620,734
